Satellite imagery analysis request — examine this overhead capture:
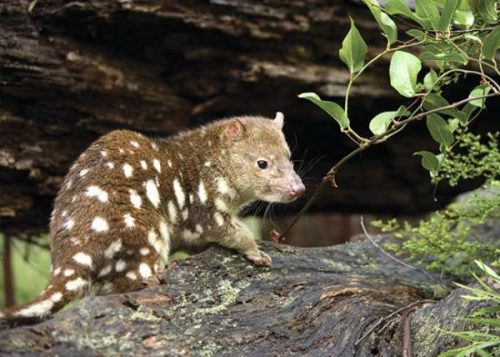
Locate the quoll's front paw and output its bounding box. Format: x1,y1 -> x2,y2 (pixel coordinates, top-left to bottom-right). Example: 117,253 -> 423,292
245,250 -> 272,266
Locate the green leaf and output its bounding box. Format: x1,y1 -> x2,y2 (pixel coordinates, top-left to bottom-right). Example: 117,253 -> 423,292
406,29 -> 426,41
368,106 -> 406,135
464,317 -> 500,327
453,10 -> 474,27
438,0 -> 461,30
468,85 -> 492,108
389,51 -> 422,98
423,93 -> 466,121
363,0 -> 398,44
298,92 -> 350,130
426,114 -> 454,148
448,118 -> 460,133
420,48 -> 468,64
385,0 -> 428,27
423,69 -> 439,91
415,151 -> 440,172
339,18 -> 368,74
469,0 -> 497,24
415,0 -> 441,30
482,26 -> 500,61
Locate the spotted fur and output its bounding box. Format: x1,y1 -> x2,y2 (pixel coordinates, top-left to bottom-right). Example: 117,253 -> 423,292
1,113 -> 304,324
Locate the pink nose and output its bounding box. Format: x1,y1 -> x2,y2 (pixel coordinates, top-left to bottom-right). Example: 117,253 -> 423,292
288,183 -> 306,197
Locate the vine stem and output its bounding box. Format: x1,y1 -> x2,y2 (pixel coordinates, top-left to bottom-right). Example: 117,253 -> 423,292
277,91 -> 500,240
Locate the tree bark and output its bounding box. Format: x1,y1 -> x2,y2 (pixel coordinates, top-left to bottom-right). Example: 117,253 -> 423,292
1,0 -> 497,235
0,240 -> 485,356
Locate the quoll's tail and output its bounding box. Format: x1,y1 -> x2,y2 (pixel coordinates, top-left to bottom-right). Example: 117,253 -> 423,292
1,267 -> 91,325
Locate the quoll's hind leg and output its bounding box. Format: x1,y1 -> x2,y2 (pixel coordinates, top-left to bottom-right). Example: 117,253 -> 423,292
94,235 -> 169,294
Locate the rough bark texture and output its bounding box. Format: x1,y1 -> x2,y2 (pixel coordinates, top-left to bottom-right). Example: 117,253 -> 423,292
0,240 -> 484,356
1,0 -> 497,235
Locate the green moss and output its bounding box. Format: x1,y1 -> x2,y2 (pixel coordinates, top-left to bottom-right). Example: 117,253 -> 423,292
319,258 -> 352,272
198,279 -> 250,315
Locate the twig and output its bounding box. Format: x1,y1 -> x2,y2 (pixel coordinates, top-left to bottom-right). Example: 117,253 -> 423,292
359,216 -> 438,283
355,299 -> 435,346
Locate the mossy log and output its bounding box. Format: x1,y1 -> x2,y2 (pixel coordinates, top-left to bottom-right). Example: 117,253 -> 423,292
0,240 -> 482,356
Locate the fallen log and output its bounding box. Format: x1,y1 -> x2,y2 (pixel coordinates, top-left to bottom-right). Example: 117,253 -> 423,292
0,240 -> 483,356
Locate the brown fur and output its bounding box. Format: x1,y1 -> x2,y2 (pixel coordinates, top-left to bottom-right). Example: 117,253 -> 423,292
1,114 -> 304,324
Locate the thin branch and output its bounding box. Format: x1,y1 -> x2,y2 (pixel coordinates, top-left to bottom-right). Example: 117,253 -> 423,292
355,299 -> 436,346
359,216 -> 438,282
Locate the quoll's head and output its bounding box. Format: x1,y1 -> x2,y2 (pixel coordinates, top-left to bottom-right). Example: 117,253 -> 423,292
223,112 -> 305,203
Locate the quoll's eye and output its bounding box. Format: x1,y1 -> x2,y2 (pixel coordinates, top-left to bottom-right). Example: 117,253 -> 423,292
257,160 -> 268,169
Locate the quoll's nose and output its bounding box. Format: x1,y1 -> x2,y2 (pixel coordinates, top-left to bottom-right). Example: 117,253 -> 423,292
288,182 -> 306,197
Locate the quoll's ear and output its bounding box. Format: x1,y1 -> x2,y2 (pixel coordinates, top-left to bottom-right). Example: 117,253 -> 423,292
225,119 -> 246,140
274,112 -> 284,129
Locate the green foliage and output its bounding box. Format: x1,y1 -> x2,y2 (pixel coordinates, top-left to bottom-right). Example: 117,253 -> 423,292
439,261 -> 500,356
372,183 -> 500,278
297,0 -> 499,180
339,18 -> 368,74
0,234 -> 51,308
434,130 -> 500,186
389,50 -> 422,97
298,92 -> 349,130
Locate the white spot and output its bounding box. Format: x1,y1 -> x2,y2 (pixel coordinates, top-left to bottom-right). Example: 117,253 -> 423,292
178,153 -> 184,160
140,160 -> 148,170
129,189 -> 142,209
126,271 -> 137,280
79,169 -> 89,177
100,150 -> 108,157
14,300 -> 54,317
198,181 -> 207,204
66,180 -> 72,189
216,177 -> 234,196
158,220 -> 170,262
123,163 -> 133,178
167,201 -> 177,223
123,213 -> 136,228
53,267 -> 61,276
71,195 -> 77,203
167,160 -> 173,168
173,179 -> 185,208
91,216 -> 109,232
204,161 -> 211,167
214,212 -> 224,226
85,185 -> 109,202
139,263 -> 152,279
151,142 -> 159,151
51,292 -> 63,302
61,210 -> 68,218
65,277 -> 88,291
130,140 -> 140,148
148,230 -> 163,255
182,229 -> 200,242
69,237 -> 80,245
181,209 -> 189,221
140,247 -> 150,256
106,162 -> 115,169
63,269 -> 75,277
98,265 -> 112,277
195,224 -> 204,234
104,239 -> 122,259
63,218 -> 75,230
101,282 -> 114,293
72,252 -> 93,269
153,159 -> 161,173
115,260 -> 126,272
119,148 -> 125,154
145,179 -> 160,208
215,198 -> 228,212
